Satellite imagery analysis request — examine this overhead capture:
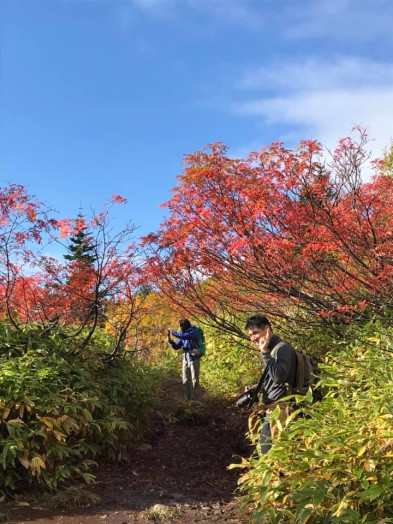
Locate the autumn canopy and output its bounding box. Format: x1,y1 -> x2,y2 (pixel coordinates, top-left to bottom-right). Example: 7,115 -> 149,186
142,128 -> 393,333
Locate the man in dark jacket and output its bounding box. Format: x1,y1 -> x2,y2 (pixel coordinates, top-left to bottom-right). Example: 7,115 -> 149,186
245,314 -> 296,453
167,319 -> 200,401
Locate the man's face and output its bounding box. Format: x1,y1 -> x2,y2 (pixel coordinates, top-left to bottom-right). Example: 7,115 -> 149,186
247,325 -> 269,347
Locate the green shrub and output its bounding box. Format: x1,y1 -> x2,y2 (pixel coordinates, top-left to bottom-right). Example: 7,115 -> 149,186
233,324 -> 393,523
199,324 -> 261,398
0,323 -> 157,496
173,400 -> 209,425
147,321 -> 260,398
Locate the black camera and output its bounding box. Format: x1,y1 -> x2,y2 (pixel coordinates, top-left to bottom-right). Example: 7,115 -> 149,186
236,387 -> 258,408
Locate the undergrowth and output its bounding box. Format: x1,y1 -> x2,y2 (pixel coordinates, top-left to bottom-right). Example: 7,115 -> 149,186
232,322 -> 393,523
0,322 -> 157,497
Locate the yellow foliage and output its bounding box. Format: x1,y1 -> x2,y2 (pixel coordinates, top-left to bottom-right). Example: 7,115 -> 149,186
2,407 -> 11,420
30,456 -> 46,475
18,456 -> 30,469
105,291 -> 181,362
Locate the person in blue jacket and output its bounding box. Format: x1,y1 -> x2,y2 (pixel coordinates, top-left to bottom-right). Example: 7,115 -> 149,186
167,318 -> 200,401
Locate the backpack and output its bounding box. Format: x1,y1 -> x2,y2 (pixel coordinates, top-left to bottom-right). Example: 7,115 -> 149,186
290,349 -> 320,397
272,343 -> 321,400
239,342 -> 321,410
194,326 -> 206,357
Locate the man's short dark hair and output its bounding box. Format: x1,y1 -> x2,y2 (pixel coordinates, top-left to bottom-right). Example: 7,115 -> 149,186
179,318 -> 192,331
244,314 -> 271,331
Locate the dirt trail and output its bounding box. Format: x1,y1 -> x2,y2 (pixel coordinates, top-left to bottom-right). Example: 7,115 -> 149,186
2,380 -> 253,524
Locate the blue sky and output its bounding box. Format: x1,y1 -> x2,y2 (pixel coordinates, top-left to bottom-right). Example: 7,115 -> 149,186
1,0 -> 392,243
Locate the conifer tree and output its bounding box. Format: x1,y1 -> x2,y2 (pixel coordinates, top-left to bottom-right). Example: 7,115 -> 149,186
64,212 -> 97,266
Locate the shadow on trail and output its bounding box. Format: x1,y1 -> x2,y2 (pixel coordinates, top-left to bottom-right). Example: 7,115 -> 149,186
3,380 -> 251,524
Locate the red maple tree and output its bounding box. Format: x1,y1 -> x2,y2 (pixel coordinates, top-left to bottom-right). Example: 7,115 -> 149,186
0,187 -> 145,358
142,128 -> 393,335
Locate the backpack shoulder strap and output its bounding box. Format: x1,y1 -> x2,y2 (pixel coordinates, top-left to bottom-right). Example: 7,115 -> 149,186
295,350 -> 305,390
270,340 -> 288,358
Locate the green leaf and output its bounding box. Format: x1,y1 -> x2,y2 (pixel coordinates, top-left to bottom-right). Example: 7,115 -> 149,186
306,388 -> 314,403
271,405 -> 281,421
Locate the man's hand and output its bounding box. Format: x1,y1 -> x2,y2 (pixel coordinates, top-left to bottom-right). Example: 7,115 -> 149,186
245,383 -> 257,392
167,328 -> 172,343
258,327 -> 272,354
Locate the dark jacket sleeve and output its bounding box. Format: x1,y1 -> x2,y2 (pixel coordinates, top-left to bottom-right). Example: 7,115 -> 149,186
171,327 -> 198,352
171,326 -> 197,341
262,343 -> 293,384
169,339 -> 183,350
260,336 -> 296,405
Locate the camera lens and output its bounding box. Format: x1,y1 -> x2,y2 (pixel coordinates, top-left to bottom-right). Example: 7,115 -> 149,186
236,388 -> 256,408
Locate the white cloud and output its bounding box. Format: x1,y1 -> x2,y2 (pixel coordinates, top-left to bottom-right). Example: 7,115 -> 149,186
238,57 -> 393,92
186,0 -> 262,26
284,0 -> 393,42
110,0 -> 265,27
234,58 -> 393,157
63,0 -> 392,36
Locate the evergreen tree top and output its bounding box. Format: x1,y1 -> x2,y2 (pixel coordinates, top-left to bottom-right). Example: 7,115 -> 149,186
63,212 -> 97,265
